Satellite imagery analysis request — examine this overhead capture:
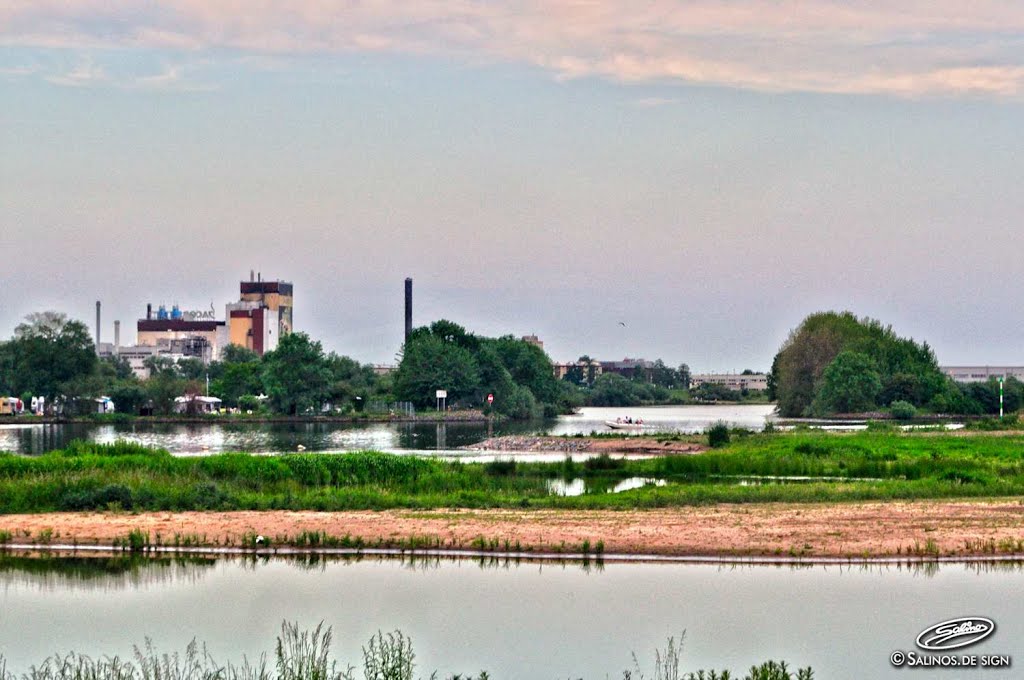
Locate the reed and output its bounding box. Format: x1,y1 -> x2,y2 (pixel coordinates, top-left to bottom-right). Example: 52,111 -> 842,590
0,622 -> 811,680
3,432 -> 1024,513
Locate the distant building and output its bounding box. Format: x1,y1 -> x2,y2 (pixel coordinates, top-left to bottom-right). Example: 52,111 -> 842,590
373,364 -> 397,376
228,274 -> 294,356
553,359 -> 603,381
98,342 -> 189,379
690,373 -> 769,392
521,334 -> 544,351
173,395 -> 223,414
600,358 -> 655,381
941,366 -> 1024,384
136,302 -> 228,365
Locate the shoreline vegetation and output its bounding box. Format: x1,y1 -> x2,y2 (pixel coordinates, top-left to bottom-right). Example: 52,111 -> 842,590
2,410 -> 498,425
0,621 -> 814,680
3,428 -> 1024,559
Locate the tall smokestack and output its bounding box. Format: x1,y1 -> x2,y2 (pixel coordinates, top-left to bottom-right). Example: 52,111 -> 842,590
114,320 -> 121,350
404,278 -> 413,344
146,303 -> 152,320
95,301 -> 101,346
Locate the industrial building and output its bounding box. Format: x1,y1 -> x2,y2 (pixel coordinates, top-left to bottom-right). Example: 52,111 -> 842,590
94,272 -> 295,377
689,372 -> 769,392
137,304 -> 228,364
941,366 -> 1024,384
227,274 -> 294,355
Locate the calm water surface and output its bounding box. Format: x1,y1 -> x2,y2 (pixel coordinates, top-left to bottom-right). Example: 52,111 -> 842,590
0,405 -> 775,456
0,553 -> 1020,679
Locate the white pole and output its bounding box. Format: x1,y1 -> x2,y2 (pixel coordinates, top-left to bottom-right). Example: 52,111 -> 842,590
1000,377 -> 1004,418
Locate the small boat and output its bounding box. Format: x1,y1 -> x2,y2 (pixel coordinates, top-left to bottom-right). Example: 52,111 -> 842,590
605,420 -> 645,430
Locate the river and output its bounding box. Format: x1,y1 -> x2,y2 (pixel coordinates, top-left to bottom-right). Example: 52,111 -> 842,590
0,405 -> 775,456
0,553 -> 1019,679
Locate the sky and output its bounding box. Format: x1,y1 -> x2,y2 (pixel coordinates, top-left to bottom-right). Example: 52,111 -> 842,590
2,1 -> 1024,371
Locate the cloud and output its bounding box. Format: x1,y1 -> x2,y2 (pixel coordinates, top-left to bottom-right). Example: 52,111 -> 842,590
44,59 -> 109,87
632,97 -> 680,109
3,1 -> 1024,97
127,64 -> 216,91
0,64 -> 37,76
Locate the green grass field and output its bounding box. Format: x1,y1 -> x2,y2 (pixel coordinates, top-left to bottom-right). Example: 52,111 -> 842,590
0,432 -> 1023,515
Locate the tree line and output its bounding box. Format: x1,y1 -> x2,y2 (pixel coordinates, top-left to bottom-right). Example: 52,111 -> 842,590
769,311 -> 1015,417
0,312 -> 384,416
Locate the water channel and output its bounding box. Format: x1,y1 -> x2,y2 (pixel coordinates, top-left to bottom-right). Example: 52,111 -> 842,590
0,552 -> 1019,679
0,405 -> 776,456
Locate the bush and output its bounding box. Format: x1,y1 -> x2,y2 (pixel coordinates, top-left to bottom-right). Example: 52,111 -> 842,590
890,400 -> 917,420
61,484 -> 135,511
707,421 -> 730,448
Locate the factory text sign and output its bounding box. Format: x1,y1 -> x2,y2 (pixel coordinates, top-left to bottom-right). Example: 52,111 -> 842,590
182,305 -> 217,321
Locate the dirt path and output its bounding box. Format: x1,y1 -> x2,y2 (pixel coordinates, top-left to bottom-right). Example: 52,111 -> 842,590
4,499 -> 1024,558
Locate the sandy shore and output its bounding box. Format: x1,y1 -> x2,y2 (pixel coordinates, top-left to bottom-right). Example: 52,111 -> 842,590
4,499 -> 1024,558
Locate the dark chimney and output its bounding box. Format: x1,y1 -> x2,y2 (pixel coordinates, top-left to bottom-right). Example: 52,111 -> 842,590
146,303 -> 152,320
404,278 -> 413,344
95,301 -> 101,346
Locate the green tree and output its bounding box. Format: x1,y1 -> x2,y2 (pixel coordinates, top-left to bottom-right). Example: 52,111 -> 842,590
812,351 -> 882,415
109,383 -> 149,415
677,363 -> 691,391
578,355 -> 598,387
589,373 -> 641,407
176,357 -> 207,381
394,335 -> 480,408
771,311 -> 946,416
209,346 -> 263,407
261,333 -> 332,415
4,312 -> 97,404
650,359 -> 678,388
490,335 -> 559,407
562,365 -> 585,386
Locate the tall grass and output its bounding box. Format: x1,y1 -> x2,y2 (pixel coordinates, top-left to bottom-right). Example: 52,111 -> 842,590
2,433 -> 1024,513
0,622 -> 810,680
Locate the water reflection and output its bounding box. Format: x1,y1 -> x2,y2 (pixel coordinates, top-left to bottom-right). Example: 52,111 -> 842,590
0,553 -> 216,592
0,405 -> 775,456
546,477 -> 668,496
3,550 -> 1023,591
0,420 -> 549,456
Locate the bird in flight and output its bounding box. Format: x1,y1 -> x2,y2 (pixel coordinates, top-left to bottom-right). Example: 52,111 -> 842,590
618,321 -> 626,327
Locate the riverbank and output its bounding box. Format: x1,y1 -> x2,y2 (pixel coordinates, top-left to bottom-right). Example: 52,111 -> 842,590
5,411 -> 496,425
3,498 -> 1024,558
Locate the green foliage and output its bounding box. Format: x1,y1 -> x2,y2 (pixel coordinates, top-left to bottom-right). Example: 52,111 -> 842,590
811,351 -> 881,415
694,383 -> 740,403
589,373 -> 642,407
8,432 -> 1024,513
108,383 -> 149,416
890,400 -> 917,420
0,312 -> 97,404
0,622 -> 808,680
395,320 -> 565,417
262,333 -> 332,415
395,334 -> 480,408
770,311 -> 946,417
707,422 -> 731,448
361,631 -> 415,680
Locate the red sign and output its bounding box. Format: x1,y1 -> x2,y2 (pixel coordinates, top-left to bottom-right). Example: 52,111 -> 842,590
487,394 -> 494,404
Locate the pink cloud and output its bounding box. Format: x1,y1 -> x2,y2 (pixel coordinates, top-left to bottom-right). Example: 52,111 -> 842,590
3,1 -> 1024,97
